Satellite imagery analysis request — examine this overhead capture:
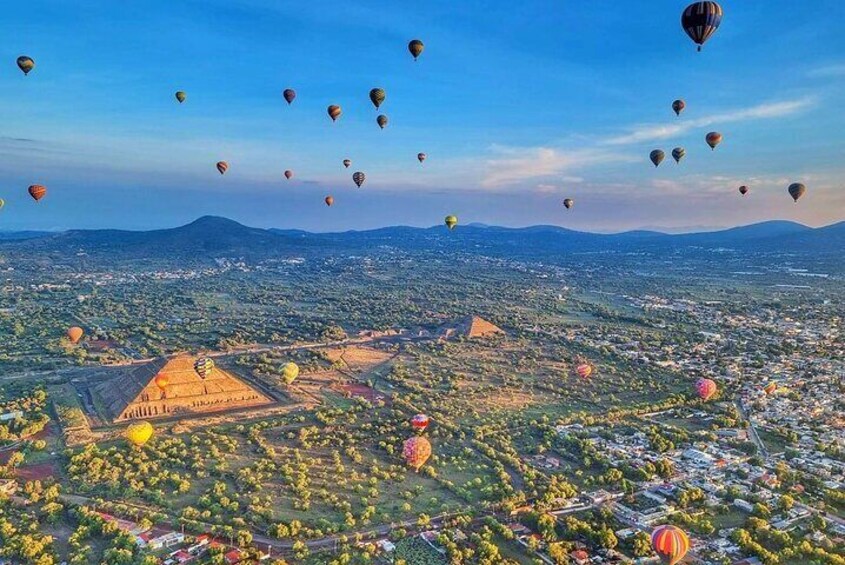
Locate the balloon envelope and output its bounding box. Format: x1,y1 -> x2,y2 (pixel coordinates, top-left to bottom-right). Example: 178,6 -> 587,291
445,215 -> 458,230
681,2 -> 723,51
739,185 -> 749,196
343,159 -> 351,168
194,357 -> 214,379
17,56 -> 35,75
283,88 -> 296,104
369,88 -> 385,109
67,326 -> 84,344
154,373 -> 169,391
216,161 -> 228,175
650,150 -> 665,167
563,198 -> 574,210
175,91 -> 186,103
672,147 -> 686,163
706,132 -> 722,150
284,170 -> 293,180
325,196 -> 334,206
695,378 -> 717,401
126,421 -> 154,447
353,172 -> 366,188
282,362 -> 300,385
411,414 -> 430,431
0,199 -> 5,210
417,153 -> 427,163
403,436 -> 432,471
672,99 -> 685,116
652,525 -> 690,565
408,39 -> 424,60
376,114 -> 388,129
788,183 -> 806,202
28,185 -> 47,201
575,364 -> 592,379
328,105 -> 342,121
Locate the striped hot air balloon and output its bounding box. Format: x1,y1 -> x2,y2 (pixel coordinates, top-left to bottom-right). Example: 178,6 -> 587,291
672,147 -> 686,163
352,171 -> 365,188
575,364 -> 592,379
650,150 -> 665,167
695,378 -> 717,401
411,413 -> 430,432
194,357 -> 214,379
652,525 -> 690,565
681,2 -> 723,52
28,185 -> 47,201
216,161 -> 228,175
788,183 -> 806,202
328,105 -> 342,122
403,436 -> 432,471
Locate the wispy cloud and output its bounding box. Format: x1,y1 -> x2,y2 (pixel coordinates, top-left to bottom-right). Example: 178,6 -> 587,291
481,145 -> 634,188
603,98 -> 815,145
807,64 -> 845,78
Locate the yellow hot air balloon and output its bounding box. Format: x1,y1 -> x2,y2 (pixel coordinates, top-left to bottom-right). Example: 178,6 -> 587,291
126,421 -> 154,447
67,326 -> 84,344
0,199 -> 5,210
175,91 -> 187,103
444,215 -> 458,230
282,362 -> 300,385
369,88 -> 385,109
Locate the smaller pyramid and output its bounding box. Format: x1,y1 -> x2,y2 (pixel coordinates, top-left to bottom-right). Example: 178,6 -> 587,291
439,316 -> 505,339
94,354 -> 271,422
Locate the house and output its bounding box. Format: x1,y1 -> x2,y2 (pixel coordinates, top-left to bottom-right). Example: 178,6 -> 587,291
570,549 -> 590,565
734,499 -> 755,513
224,549 -> 242,565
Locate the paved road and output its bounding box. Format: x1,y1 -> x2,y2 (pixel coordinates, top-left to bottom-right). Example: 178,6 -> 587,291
735,399 -> 769,460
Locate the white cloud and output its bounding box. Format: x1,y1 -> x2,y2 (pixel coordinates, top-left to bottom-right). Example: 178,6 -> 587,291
603,98 -> 814,145
481,145 -> 634,188
807,64 -> 845,78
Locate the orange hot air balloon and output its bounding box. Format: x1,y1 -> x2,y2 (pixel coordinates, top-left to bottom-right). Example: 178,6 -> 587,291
695,378 -> 717,401
739,185 -> 749,196
283,88 -> 296,105
652,525 -> 690,565
575,364 -> 592,379
126,421 -> 154,447
764,382 -> 777,395
216,161 -> 228,175
411,413 -> 430,431
325,196 -> 334,207
403,436 -> 432,471
284,170 -> 293,180
706,132 -> 722,150
343,159 -> 351,168
417,153 -> 427,163
328,105 -> 342,122
28,185 -> 47,201
154,373 -> 169,391
67,326 -> 84,344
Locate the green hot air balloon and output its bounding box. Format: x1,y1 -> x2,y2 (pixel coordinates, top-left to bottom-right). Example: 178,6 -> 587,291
650,150 -> 665,167
788,183 -> 806,202
445,215 -> 458,230
175,91 -> 187,103
369,88 -> 385,109
282,362 -> 300,385
672,147 -> 686,163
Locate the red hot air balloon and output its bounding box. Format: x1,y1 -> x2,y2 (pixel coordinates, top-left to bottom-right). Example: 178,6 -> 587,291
695,378 -> 717,401
325,196 -> 334,207
28,185 -> 47,201
283,89 -> 296,105
411,414 -> 430,432
403,436 -> 432,471
284,170 -> 293,180
652,525 -> 690,565
328,105 -> 342,122
706,132 -> 722,150
672,99 -> 685,116
216,161 -> 228,175
575,364 -> 592,379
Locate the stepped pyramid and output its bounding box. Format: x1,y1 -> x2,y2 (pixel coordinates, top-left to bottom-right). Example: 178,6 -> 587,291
440,315 -> 505,339
94,354 -> 271,422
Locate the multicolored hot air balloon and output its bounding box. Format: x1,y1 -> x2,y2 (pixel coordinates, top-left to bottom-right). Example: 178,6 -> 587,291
575,364 -> 592,379
681,2 -> 723,52
650,150 -> 665,167
283,89 -> 296,105
445,215 -> 458,230
411,414 -> 430,432
788,183 -> 806,202
739,185 -> 749,196
672,99 -> 686,116
175,91 -> 187,103
16,56 -> 35,75
403,436 -> 432,471
67,326 -> 84,344
369,88 -> 385,109
652,525 -> 690,565
695,378 -> 717,401
282,362 -> 300,385
408,39 -> 424,60
343,159 -> 351,168
325,196 -> 334,207
28,185 -> 47,202
706,132 -> 722,150
284,170 -> 293,180
216,161 -> 228,175
194,357 -> 214,379
417,153 -> 427,163
126,421 -> 154,448
377,114 -> 388,129
563,198 -> 574,210
154,373 -> 169,391
328,105 -> 342,122
352,171 -> 366,188
764,382 -> 777,395
672,147 -> 686,163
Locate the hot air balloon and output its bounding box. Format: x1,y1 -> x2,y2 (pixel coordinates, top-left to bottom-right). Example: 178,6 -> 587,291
764,382 -> 777,395
154,373 -> 169,391
194,357 -> 214,379
695,378 -> 717,401
652,525 -> 690,565
328,105 -> 342,122
408,39 -> 424,60
788,183 -> 806,202
445,215 -> 458,230
325,196 -> 334,207
352,172 -> 366,188
377,114 -> 388,129
411,414 -> 430,432
575,364 -> 592,379
369,88 -> 385,109
417,153 -> 427,163
672,147 -> 686,163
403,436 -> 432,471
216,161 -> 228,175
285,170 -> 293,180
563,198 -> 574,210
706,132 -> 722,150
343,159 -> 351,168
282,362 -> 300,385
67,326 -> 84,344
16,56 -> 35,75
672,99 -> 686,116
739,185 -> 749,196
682,2 -> 723,52
283,88 -> 296,105
0,199 -> 5,210
175,91 -> 187,103
126,421 -> 154,448
28,185 -> 47,201
650,150 -> 665,167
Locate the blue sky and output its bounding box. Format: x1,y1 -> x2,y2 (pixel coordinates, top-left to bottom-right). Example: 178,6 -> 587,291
0,0 -> 843,232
